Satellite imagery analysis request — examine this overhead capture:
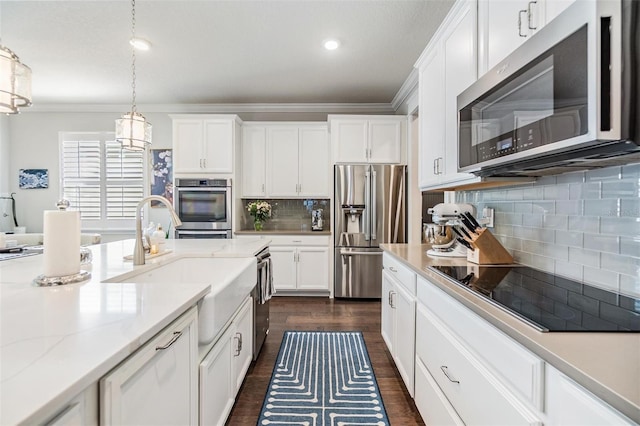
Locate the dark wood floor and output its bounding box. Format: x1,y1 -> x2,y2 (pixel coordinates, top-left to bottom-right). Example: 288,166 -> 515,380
226,296 -> 424,425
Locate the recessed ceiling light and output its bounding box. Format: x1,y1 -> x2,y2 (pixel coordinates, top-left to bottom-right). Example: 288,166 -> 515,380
129,38 -> 151,51
323,39 -> 340,51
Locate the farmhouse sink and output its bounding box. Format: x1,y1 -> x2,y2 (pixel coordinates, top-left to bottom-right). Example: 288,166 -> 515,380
112,256 -> 257,345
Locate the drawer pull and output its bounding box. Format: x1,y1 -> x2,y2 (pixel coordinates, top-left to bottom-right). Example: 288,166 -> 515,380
292,240 -> 302,243
156,331 -> 182,351
388,267 -> 398,272
440,366 -> 460,384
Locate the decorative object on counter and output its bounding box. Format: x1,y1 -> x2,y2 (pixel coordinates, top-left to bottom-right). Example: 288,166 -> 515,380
311,208 -> 323,231
455,211 -> 513,264
150,224 -> 166,254
35,199 -> 91,286
18,169 -> 48,189
425,203 -> 475,258
247,200 -> 271,231
0,42 -> 32,114
115,0 -> 152,151
258,331 -> 389,425
150,149 -> 173,206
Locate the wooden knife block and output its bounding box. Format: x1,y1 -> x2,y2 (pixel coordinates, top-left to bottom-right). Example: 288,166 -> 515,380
467,228 -> 513,265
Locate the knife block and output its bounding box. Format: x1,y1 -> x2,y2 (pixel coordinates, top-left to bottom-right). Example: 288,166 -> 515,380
467,228 -> 513,265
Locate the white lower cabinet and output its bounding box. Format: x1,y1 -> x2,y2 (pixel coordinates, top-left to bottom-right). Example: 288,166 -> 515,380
416,304 -> 541,426
381,253 -> 416,396
200,297 -> 253,426
414,358 -> 464,426
243,235 -> 329,293
545,366 -> 635,426
100,306 -> 199,425
44,384 -> 98,426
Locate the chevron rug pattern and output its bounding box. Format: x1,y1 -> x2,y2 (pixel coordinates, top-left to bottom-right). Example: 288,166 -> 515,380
258,331 -> 389,426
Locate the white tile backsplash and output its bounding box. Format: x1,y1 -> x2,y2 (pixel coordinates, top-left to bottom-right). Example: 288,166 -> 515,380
455,163 -> 640,297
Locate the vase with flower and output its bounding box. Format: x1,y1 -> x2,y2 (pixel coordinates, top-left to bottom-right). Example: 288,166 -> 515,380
247,201 -> 272,231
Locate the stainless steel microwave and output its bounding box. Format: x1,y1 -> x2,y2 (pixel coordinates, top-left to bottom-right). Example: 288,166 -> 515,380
457,0 -> 640,177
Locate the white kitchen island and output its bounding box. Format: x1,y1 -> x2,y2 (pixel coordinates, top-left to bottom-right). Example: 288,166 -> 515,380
0,238 -> 268,425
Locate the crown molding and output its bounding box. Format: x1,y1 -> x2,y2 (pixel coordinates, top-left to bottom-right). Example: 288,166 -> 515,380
23,102 -> 397,114
391,68 -> 419,112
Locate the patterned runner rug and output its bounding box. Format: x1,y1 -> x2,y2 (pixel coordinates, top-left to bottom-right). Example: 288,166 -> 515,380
258,331 -> 389,426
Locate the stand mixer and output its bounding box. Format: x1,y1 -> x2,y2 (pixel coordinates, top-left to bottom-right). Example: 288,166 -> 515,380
424,203 -> 475,257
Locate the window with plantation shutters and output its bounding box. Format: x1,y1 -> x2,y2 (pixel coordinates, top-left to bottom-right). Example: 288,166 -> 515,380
60,132 -> 145,230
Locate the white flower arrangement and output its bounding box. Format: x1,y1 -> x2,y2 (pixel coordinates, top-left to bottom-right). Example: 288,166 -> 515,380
247,201 -> 272,222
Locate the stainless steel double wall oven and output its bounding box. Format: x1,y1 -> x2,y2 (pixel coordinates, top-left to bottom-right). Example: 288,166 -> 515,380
173,178 -> 232,239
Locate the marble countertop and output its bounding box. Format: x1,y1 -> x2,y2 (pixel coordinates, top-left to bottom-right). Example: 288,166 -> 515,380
0,238 -> 269,425
381,244 -> 640,423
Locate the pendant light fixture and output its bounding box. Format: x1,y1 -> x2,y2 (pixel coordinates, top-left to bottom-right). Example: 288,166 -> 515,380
116,0 -> 151,151
0,38 -> 32,114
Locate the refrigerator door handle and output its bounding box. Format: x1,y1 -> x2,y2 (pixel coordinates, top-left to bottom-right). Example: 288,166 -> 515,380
364,170 -> 371,241
339,249 -> 381,256
371,169 -> 377,241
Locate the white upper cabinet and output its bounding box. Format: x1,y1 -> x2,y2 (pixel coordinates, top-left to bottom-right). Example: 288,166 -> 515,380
267,127 -> 300,197
241,126 -> 267,197
478,0 -> 577,75
242,123 -> 330,198
417,0 -> 479,190
299,126 -> 331,197
330,116 -> 404,164
172,115 -> 241,176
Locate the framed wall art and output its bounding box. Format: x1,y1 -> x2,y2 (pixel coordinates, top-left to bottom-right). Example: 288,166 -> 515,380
19,169 -> 49,189
150,149 -> 173,207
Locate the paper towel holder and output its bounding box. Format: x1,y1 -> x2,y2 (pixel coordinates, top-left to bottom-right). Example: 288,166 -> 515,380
33,199 -> 92,287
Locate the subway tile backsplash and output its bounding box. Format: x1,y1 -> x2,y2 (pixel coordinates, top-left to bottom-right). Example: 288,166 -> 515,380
456,163 -> 640,297
240,199 -> 330,232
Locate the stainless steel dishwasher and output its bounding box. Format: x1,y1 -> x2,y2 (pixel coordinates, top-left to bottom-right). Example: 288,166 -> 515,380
252,247 -> 271,360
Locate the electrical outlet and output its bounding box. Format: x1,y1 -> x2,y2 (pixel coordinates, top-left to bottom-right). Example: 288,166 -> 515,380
481,207 -> 495,228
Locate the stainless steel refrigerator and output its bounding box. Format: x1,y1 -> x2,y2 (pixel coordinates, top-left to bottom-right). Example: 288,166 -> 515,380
334,164 -> 406,298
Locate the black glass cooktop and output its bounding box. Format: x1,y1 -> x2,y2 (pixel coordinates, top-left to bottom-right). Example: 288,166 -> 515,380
429,265 -> 640,332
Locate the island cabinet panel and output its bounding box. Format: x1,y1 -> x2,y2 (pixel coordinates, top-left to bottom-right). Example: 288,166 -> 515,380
44,384 -> 98,426
199,296 -> 254,426
100,306 -> 198,425
200,325 -> 234,426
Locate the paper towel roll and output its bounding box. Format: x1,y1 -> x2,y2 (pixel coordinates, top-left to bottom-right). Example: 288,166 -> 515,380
43,210 -> 81,277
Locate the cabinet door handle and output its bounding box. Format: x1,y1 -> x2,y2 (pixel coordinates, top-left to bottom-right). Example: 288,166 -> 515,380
440,366 -> 460,384
156,331 -> 182,351
433,159 -> 437,175
261,183 -> 265,194
518,10 -> 528,37
527,1 -> 537,30
390,291 -> 396,308
388,290 -> 393,306
388,266 -> 398,273
234,333 -> 242,356
203,158 -> 207,168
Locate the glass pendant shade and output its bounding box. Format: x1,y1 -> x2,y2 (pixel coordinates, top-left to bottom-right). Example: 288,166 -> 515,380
0,45 -> 32,114
115,112 -> 152,151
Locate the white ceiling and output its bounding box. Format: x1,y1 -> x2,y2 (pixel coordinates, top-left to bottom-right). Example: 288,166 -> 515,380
0,0 -> 454,108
